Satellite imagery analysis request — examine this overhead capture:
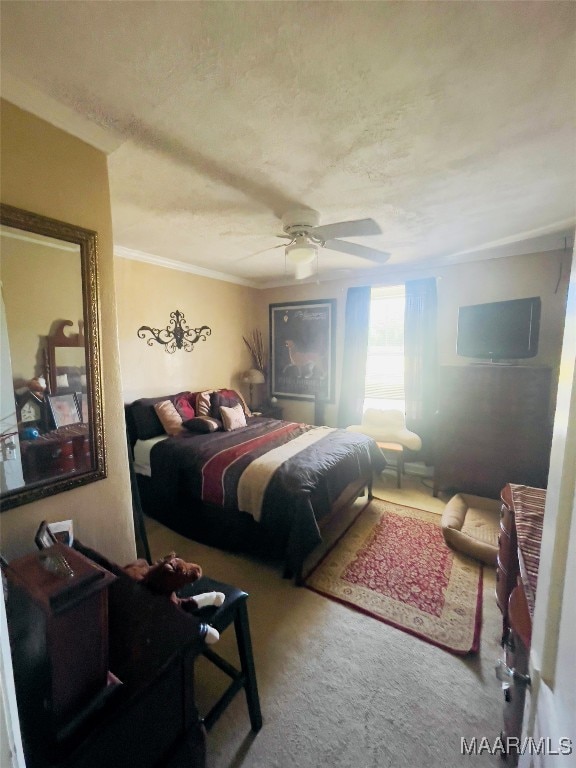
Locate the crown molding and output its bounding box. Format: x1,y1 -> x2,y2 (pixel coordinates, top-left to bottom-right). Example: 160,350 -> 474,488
114,245 -> 260,288
444,220 -> 575,262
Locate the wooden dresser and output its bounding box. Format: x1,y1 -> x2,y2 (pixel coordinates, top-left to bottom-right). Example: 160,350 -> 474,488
6,542 -> 207,768
496,483 -> 545,765
433,365 -> 552,498
20,424 -> 91,483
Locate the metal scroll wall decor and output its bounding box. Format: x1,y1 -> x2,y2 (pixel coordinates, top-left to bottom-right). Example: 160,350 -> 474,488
137,310 -> 212,353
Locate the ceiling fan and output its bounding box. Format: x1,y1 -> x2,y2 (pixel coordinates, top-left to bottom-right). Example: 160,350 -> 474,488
251,209 -> 390,279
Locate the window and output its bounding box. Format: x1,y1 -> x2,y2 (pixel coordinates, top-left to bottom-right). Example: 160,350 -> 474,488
364,285 -> 405,412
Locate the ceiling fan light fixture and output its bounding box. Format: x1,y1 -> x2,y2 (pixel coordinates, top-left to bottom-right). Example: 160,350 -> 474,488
294,259 -> 315,280
286,235 -> 317,262
286,235 -> 317,279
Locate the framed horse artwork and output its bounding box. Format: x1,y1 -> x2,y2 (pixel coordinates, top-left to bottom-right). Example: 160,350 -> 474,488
269,299 -> 336,402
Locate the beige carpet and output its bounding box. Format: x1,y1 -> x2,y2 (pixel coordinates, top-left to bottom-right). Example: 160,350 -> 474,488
145,471 -> 504,768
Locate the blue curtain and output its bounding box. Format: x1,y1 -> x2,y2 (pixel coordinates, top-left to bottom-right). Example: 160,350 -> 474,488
404,278 -> 438,461
337,286 -> 371,427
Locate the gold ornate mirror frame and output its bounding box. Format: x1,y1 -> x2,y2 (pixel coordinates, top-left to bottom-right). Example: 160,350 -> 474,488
0,203 -> 106,510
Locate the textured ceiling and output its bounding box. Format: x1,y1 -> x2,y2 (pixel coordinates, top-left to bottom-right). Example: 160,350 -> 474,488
1,1 -> 575,286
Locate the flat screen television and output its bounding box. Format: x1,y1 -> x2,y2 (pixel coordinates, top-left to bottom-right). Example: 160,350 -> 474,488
456,296 -> 541,361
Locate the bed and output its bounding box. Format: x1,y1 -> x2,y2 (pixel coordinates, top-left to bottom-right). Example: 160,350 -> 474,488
125,388 -> 385,583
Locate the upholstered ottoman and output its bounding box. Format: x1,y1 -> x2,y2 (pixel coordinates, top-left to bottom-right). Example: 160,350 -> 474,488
441,493 -> 501,566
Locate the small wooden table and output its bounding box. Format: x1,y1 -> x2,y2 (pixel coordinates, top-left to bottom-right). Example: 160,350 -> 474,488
376,441 -> 404,488
256,405 -> 283,420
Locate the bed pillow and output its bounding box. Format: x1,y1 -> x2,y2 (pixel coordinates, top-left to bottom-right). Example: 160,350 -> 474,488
174,393 -> 195,421
154,400 -> 184,436
129,391 -> 217,438
129,392 -> 193,440
210,390 -> 241,419
229,388 -> 252,417
183,416 -> 222,433
130,397 -> 170,440
220,403 -> 247,431
195,391 -> 214,418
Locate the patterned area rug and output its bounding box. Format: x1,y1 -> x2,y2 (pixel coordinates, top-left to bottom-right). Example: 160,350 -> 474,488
306,499 -> 483,654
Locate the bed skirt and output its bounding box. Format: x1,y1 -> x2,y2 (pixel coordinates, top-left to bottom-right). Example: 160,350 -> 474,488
137,472 -> 373,584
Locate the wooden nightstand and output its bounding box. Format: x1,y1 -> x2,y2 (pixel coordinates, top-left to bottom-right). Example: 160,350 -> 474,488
6,544 -> 117,739
254,405 -> 283,419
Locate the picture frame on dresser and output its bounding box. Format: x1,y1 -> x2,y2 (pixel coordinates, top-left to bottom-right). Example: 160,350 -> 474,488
34,520 -> 58,549
47,393 -> 81,429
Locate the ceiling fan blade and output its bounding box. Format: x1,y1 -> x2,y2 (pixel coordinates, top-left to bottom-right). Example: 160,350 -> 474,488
236,242 -> 285,262
313,218 -> 382,240
324,239 -> 390,264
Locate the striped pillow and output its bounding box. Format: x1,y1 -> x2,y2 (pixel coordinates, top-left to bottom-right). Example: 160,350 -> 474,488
195,391 -> 213,417
183,416 -> 221,433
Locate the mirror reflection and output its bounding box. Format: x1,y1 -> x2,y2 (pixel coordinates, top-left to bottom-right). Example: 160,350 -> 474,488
0,205 -> 106,510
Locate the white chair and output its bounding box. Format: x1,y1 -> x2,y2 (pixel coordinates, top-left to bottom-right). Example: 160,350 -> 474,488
346,409 -> 422,488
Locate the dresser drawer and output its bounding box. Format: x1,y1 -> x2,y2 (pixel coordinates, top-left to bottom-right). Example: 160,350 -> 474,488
498,523 -> 516,571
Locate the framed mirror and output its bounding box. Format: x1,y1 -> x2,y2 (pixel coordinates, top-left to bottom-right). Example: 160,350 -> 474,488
0,203 -> 106,510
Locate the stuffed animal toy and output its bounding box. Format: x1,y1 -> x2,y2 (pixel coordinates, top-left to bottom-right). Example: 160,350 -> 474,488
27,377 -> 47,399
124,552 -> 224,644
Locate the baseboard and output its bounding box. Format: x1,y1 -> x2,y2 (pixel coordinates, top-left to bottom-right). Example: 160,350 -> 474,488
404,462 -> 434,478
381,460 -> 434,479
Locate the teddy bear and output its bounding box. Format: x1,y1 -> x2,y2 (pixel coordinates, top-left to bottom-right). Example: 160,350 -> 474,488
124,552 -> 225,644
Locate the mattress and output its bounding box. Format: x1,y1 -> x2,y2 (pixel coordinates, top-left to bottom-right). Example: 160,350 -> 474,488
133,435 -> 168,476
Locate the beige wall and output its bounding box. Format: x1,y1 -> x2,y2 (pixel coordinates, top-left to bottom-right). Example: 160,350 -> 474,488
2,237 -> 83,383
114,258 -> 262,404
0,100 -> 134,564
257,250 -> 571,425
435,251 -> 570,369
